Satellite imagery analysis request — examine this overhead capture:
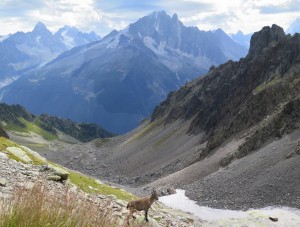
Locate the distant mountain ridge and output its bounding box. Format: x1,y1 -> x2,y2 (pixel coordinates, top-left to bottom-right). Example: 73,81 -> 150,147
0,22 -> 100,88
230,30 -> 252,48
55,25 -> 101,49
287,18 -> 300,34
0,103 -> 112,142
0,11 -> 247,134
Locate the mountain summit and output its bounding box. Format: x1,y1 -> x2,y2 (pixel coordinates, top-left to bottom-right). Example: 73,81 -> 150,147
55,25 -> 101,49
32,22 -> 49,33
248,24 -> 285,58
1,11 -> 247,134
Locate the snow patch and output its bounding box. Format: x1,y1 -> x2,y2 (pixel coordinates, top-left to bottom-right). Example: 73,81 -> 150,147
0,35 -> 9,42
143,36 -> 167,56
35,36 -> 41,44
61,30 -> 75,48
159,189 -> 247,221
159,189 -> 300,226
16,44 -> 59,64
0,76 -> 19,89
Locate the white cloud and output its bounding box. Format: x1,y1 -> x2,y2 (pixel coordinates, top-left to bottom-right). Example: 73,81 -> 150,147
0,0 -> 299,36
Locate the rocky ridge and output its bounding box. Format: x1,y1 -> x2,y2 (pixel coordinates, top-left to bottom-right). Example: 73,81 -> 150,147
0,103 -> 112,142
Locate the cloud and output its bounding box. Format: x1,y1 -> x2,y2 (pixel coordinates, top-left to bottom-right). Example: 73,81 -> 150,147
259,0 -> 300,14
197,12 -> 238,29
0,0 -> 299,36
0,0 -> 46,17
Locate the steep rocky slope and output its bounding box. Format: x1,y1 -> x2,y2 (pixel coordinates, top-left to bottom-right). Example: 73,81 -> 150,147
44,24 -> 300,210
151,24 -> 300,160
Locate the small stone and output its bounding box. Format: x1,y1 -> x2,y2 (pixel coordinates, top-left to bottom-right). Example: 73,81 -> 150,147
269,217 -> 278,222
0,178 -> 7,187
98,195 -> 106,199
116,199 -> 126,206
167,188 -> 176,195
50,165 -> 69,180
107,195 -> 117,200
24,182 -> 35,190
48,175 -> 62,181
39,164 -> 51,172
286,152 -> 295,159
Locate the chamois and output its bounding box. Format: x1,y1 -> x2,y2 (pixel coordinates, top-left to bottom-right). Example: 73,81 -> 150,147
126,190 -> 158,223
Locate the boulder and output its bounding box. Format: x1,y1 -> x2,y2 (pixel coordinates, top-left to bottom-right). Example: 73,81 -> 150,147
39,164 -> 51,172
0,178 -> 7,187
6,147 -> 32,164
20,146 -> 47,163
49,165 -> 70,180
48,175 -> 62,181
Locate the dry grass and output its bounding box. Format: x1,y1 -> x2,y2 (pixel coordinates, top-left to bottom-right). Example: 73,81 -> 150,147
0,181 -> 119,227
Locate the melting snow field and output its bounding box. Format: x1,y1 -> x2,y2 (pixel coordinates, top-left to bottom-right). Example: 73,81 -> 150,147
159,189 -> 300,226
159,189 -> 247,221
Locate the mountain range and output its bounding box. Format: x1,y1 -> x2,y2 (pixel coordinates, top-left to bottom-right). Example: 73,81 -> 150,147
0,22 -> 100,88
229,30 -> 252,48
0,11 -> 247,134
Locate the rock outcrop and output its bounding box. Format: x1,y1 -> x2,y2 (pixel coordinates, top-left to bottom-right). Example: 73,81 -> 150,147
0,127 -> 8,139
248,24 -> 285,58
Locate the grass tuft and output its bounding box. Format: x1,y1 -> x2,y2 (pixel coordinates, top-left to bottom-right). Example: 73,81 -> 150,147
68,171 -> 137,201
0,181 -> 118,227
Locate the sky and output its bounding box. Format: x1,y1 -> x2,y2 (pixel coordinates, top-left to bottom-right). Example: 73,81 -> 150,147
0,0 -> 299,36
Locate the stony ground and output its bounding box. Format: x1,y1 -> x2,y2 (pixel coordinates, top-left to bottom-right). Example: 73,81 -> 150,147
150,130 -> 300,211
0,151 -> 201,227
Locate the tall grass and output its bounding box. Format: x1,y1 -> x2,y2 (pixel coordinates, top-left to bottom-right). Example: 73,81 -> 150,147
0,181 -> 118,227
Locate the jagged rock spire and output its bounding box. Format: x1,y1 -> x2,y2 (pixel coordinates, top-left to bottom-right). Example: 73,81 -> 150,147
248,24 -> 285,58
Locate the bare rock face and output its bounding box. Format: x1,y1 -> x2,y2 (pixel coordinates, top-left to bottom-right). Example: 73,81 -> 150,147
0,126 -> 8,139
248,24 -> 285,59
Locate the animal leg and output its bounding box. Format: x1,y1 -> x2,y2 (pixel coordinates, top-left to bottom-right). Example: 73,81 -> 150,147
132,209 -> 137,219
127,209 -> 136,225
145,209 -> 149,222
